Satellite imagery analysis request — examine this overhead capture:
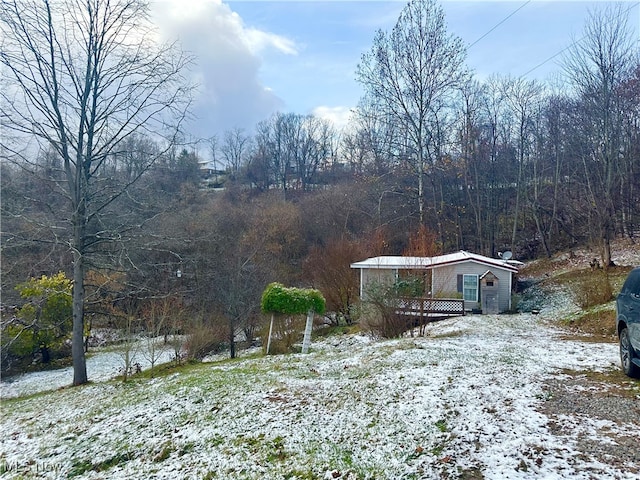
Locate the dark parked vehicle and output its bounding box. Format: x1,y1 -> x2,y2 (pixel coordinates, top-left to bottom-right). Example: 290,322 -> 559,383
616,267 -> 640,378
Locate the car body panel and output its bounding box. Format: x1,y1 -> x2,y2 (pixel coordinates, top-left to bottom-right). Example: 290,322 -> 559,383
616,267 -> 640,375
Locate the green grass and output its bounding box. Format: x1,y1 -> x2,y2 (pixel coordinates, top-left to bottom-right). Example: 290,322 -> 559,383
68,451 -> 134,477
313,324 -> 361,338
5,301 -> 634,480
434,419 -> 448,433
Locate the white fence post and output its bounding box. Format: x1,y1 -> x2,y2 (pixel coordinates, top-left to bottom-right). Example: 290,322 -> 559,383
266,313 -> 275,354
301,309 -> 314,354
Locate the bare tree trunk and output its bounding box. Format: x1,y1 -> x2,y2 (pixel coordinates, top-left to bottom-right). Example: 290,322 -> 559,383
1,0 -> 191,385
229,316 -> 236,359
510,146 -> 523,252
71,215 -> 88,385
418,158 -> 425,224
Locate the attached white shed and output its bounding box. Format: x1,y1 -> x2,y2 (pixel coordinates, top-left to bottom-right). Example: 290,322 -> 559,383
350,251 -> 520,313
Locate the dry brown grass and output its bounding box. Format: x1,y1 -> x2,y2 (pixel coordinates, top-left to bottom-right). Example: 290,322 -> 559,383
520,249 -> 636,339
261,315 -> 306,354
558,368 -> 640,399
572,271 -> 614,309
560,308 -> 617,340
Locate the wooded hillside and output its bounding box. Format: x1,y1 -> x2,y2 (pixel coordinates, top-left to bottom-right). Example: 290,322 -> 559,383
1,0 -> 637,377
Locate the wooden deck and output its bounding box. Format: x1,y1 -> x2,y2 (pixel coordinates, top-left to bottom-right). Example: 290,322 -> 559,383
394,297 -> 465,336
395,297 -> 465,319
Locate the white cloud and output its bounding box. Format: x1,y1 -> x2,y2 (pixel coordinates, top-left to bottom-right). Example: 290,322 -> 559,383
151,0 -> 298,137
312,105 -> 354,131
244,28 -> 298,56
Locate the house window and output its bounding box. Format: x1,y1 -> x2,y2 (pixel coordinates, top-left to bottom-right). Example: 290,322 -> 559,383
463,274 -> 478,302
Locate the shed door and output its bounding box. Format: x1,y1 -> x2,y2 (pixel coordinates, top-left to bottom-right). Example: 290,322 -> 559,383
480,271 -> 499,314
483,291 -> 499,314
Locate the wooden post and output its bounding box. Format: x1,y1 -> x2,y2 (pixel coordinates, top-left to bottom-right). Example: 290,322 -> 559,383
301,309 -> 314,354
266,313 -> 275,355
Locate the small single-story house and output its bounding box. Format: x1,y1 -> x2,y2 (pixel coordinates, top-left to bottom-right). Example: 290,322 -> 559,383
350,251 -> 521,314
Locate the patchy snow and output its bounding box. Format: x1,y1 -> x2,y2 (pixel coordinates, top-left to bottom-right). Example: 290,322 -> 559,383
1,311 -> 637,479
0,338 -> 177,398
521,238 -> 640,278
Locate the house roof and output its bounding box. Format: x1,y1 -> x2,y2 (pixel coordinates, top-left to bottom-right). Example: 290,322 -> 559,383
350,250 -> 520,273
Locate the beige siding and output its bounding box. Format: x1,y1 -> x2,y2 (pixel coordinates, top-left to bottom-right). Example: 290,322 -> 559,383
431,265 -> 459,297
433,262 -> 512,312
361,268 -> 396,298
358,260 -> 513,312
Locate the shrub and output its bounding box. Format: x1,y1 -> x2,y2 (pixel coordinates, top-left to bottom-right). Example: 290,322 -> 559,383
261,283 -> 326,316
260,283 -> 326,354
360,305 -> 408,339
260,315 -> 305,354
360,282 -> 409,339
393,276 -> 425,297
573,271 -> 614,309
434,291 -> 462,299
2,272 -> 73,372
302,238 -> 365,325
184,318 -> 227,361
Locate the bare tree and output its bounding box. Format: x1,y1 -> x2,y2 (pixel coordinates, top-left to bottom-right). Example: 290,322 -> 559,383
531,93 -> 571,256
478,76 -> 510,255
500,77 -> 543,252
455,79 -> 488,252
118,314 -> 141,383
108,134 -> 160,182
617,63 -> 640,240
343,96 -> 401,176
562,4 -> 636,266
296,115 -> 334,190
253,113 -> 292,195
221,127 -> 251,176
141,298 -> 173,373
252,112 -> 335,194
1,0 -> 192,385
303,238 -> 366,325
356,0 -> 467,223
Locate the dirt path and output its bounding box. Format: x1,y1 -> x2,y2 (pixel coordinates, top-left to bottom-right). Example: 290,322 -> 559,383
539,370 -> 640,476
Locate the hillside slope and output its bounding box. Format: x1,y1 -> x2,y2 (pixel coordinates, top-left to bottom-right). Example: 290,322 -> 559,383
2,241 -> 640,478
2,306 -> 639,479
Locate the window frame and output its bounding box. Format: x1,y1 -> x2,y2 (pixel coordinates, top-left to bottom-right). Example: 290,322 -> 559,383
463,274 -> 479,302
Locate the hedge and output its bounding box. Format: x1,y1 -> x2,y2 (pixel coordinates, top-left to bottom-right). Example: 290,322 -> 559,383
260,282 -> 326,315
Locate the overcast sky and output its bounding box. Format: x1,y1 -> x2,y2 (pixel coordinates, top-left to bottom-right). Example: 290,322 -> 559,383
151,0 -> 640,142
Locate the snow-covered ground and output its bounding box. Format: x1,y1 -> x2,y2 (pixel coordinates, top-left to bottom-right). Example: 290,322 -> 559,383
0,339 -> 177,398
1,308 -> 638,479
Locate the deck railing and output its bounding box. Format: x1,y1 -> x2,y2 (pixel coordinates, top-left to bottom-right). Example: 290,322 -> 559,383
396,297 -> 465,318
